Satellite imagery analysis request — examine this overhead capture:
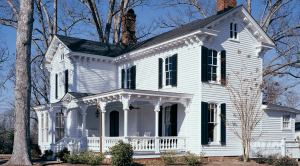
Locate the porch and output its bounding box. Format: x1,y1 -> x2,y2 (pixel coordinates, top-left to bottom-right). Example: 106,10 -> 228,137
50,89 -> 193,154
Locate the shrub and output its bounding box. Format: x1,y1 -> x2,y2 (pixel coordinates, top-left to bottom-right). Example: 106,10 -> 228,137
182,151 -> 204,165
160,151 -> 179,165
109,140 -> 134,166
56,147 -> 70,162
274,156 -> 298,166
64,149 -> 105,165
255,154 -> 266,164
31,145 -> 41,157
44,150 -> 53,156
237,155 -> 249,162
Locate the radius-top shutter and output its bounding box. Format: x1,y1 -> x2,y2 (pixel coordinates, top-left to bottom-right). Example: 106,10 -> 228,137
55,74 -> 58,99
172,54 -> 177,87
131,66 -> 136,89
121,69 -> 125,89
159,58 -> 163,89
201,46 -> 208,82
201,102 -> 208,144
65,70 -> 68,94
221,103 -> 226,145
221,50 -> 226,85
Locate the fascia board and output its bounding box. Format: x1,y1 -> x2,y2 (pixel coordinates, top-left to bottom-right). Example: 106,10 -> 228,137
240,7 -> 275,46
70,52 -> 115,61
119,28 -> 219,58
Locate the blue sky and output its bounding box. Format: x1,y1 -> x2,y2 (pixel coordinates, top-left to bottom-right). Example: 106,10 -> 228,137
0,0 -> 299,110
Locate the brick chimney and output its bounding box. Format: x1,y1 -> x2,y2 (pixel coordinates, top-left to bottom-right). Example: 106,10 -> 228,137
217,0 -> 236,14
120,9 -> 137,45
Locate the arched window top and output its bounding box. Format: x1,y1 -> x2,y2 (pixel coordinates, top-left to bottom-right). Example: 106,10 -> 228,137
230,22 -> 238,39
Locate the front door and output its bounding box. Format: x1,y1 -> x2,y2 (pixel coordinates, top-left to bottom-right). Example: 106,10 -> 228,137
110,111 -> 119,137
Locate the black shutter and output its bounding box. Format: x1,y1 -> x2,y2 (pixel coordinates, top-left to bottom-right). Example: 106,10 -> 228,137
55,74 -> 58,99
121,69 -> 125,89
171,104 -> 177,136
65,70 -> 68,94
201,46 -> 208,82
221,103 -> 226,145
131,66 -> 136,89
159,106 -> 162,137
159,58 -> 163,89
172,54 -> 177,87
127,69 -> 130,89
201,102 -> 208,145
221,50 -> 226,85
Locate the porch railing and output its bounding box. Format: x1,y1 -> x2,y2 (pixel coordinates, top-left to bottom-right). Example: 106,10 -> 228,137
70,137 -> 86,152
159,137 -> 186,151
103,137 -> 124,151
52,137 -> 79,154
130,137 -> 155,151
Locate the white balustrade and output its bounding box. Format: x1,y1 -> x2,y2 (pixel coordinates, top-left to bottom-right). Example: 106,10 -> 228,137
87,137 -> 101,151
53,137 -> 79,154
130,137 -> 155,151
70,137 -> 86,152
159,137 -> 186,151
103,137 -> 124,151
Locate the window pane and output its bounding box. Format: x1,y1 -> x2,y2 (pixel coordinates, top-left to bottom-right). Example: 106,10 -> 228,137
230,31 -> 233,38
213,66 -> 216,74
169,64 -> 172,70
213,50 -> 217,57
212,74 -> 217,81
166,79 -> 169,85
166,58 -> 168,64
213,57 -> 217,65
169,57 -> 172,63
166,65 -> 168,71
234,23 -> 237,31
230,23 -> 233,30
208,123 -> 214,142
234,32 -> 237,39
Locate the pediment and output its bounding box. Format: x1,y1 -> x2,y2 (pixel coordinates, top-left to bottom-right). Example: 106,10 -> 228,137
60,93 -> 76,102
204,6 -> 275,46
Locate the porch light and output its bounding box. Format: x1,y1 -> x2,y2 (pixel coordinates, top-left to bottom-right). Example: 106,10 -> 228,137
95,109 -> 100,117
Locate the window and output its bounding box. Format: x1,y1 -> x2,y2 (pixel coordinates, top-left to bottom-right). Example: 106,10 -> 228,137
41,114 -> 44,142
55,74 -> 58,99
55,112 -> 64,142
45,113 -> 49,142
230,22 -> 238,39
165,57 -> 172,86
164,104 -> 177,136
207,50 -> 218,81
201,102 -> 226,145
61,53 -> 64,61
165,106 -> 171,136
65,70 -> 68,94
208,104 -> 217,142
201,47 -> 226,85
59,73 -> 63,97
121,66 -> 136,89
283,115 -> 290,130
158,54 -> 177,88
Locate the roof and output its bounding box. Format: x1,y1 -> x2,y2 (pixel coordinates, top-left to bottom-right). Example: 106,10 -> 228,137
56,6 -> 242,57
60,92 -> 95,102
56,35 -> 126,57
265,103 -> 300,114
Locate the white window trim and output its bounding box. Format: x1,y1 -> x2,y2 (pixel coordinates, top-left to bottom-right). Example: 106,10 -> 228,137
55,112 -> 65,142
206,49 -> 221,85
282,114 -> 292,131
229,22 -> 239,42
161,55 -> 177,89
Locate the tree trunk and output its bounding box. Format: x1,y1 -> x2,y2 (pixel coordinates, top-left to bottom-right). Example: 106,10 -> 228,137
53,0 -> 57,35
113,0 -> 129,43
104,0 -> 116,43
4,0 -> 34,165
87,0 -> 104,42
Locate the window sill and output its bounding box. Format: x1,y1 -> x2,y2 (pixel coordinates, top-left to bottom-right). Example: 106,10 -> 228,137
228,38 -> 240,43
208,142 -> 221,146
161,85 -> 177,90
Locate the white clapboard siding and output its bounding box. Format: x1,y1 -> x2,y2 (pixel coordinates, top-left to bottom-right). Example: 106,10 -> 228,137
201,17 -> 264,156
50,49 -> 75,103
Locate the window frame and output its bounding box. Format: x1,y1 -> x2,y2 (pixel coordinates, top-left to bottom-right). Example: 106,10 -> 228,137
207,103 -> 220,144
206,49 -> 221,84
55,112 -> 65,142
282,114 -> 292,130
121,65 -> 136,90
165,56 -> 173,86
229,22 -> 239,41
161,54 -> 177,89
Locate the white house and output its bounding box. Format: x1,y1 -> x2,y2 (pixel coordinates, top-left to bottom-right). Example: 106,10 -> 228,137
33,0 -> 300,158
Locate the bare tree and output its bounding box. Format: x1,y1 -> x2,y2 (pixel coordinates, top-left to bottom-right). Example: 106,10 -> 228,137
225,55 -> 265,162
4,0 -> 34,165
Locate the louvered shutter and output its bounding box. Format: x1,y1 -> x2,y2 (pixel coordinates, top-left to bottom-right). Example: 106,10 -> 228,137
171,104 -> 178,136
55,74 -> 58,99
172,54 -> 177,87
65,70 -> 68,94
127,69 -> 130,89
159,58 -> 163,89
221,50 -> 226,85
202,46 -> 208,82
131,66 -> 136,89
201,102 -> 208,144
121,69 -> 125,89
221,103 -> 226,145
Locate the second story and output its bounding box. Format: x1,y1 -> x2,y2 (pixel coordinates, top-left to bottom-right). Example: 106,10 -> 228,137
45,2 -> 275,104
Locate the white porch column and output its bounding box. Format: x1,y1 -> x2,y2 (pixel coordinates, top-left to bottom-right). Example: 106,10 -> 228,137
281,137 -> 286,157
102,112 -> 105,137
50,107 -> 55,151
82,113 -> 87,137
124,109 -> 129,143
155,109 -> 160,154
64,114 -> 68,138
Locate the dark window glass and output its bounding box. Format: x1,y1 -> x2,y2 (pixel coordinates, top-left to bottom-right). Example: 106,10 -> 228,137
165,57 -> 172,86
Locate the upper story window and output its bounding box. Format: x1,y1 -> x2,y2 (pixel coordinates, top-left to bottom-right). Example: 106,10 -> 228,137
121,66 -> 136,89
201,46 -> 226,85
55,70 -> 69,99
230,22 -> 238,39
61,53 -> 64,61
283,115 -> 291,130
201,102 -> 226,145
158,54 -> 177,89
